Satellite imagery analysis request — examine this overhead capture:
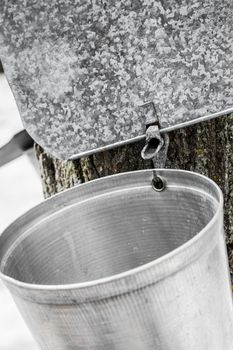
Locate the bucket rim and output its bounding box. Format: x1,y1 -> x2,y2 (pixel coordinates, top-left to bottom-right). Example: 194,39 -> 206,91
0,169 -> 223,295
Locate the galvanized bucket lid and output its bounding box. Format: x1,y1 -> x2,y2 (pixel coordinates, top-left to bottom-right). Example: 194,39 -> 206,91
1,1 -> 233,159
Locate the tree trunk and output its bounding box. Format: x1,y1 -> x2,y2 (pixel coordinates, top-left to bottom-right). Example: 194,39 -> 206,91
35,114 -> 233,280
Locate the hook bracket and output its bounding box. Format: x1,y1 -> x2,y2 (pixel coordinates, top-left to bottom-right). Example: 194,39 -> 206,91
139,102 -> 168,191
139,102 -> 168,166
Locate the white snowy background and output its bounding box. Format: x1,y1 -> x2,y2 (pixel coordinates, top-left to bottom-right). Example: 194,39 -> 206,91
0,73 -> 42,349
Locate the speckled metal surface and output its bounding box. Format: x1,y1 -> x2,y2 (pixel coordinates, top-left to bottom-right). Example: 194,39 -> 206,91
0,1 -> 233,159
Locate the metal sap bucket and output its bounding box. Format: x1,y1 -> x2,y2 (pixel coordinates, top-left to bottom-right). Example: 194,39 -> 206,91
0,169 -> 233,349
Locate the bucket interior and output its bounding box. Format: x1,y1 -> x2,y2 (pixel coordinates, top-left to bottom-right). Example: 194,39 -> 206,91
1,173 -> 219,286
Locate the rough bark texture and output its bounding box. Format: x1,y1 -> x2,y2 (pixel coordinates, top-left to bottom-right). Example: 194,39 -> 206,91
35,114 -> 233,280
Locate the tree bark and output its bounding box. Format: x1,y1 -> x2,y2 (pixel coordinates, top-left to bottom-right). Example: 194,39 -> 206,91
35,114 -> 233,280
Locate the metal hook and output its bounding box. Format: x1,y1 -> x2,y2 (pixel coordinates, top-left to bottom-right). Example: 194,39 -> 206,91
141,124 -> 165,160
139,101 -> 168,164
139,102 -> 168,192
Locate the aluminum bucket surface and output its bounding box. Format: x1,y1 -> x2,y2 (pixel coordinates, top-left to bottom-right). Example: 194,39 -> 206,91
0,169 -> 232,349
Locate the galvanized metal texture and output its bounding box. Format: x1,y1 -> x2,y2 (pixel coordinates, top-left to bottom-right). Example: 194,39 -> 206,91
1,1 -> 233,159
0,169 -> 233,349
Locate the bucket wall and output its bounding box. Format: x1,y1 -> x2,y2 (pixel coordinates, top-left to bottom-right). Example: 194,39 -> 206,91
0,170 -> 232,349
